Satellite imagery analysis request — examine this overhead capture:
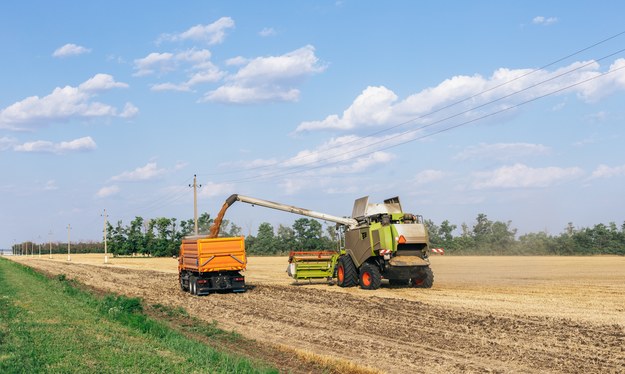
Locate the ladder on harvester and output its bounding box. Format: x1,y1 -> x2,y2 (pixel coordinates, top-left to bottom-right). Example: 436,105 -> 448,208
286,251 -> 339,283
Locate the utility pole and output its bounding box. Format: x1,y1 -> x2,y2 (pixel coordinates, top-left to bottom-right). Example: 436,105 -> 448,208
102,209 -> 108,264
48,230 -> 53,259
189,174 -> 202,236
38,235 -> 41,258
67,224 -> 71,261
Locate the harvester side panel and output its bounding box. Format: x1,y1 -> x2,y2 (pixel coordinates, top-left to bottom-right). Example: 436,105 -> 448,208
372,230 -> 381,252
345,228 -> 372,268
369,223 -> 394,253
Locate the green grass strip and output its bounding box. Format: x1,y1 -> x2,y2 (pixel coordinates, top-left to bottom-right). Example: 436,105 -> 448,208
0,258 -> 276,374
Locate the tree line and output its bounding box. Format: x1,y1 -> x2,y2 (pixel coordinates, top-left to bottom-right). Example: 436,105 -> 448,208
11,212 -> 625,256
105,213 -> 242,257
103,214 -> 337,257
426,213 -> 625,255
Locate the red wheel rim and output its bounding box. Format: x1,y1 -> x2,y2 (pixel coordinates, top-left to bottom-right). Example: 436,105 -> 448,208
338,265 -> 344,282
362,272 -> 371,287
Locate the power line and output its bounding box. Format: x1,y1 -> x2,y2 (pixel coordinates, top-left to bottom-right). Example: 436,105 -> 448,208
196,30 -> 625,179
221,63 -> 625,183
98,31 -> 625,224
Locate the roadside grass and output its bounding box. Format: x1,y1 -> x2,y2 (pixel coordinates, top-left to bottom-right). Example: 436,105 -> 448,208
0,258 -> 277,374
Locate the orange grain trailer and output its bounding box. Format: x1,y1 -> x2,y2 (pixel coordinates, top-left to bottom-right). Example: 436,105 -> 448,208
178,236 -> 246,295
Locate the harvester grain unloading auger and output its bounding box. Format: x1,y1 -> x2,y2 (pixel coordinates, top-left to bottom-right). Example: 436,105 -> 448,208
210,194 -> 434,290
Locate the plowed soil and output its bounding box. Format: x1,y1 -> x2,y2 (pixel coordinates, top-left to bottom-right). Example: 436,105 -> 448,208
10,255 -> 625,373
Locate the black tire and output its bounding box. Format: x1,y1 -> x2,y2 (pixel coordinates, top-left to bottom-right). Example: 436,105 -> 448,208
180,275 -> 188,292
336,255 -> 358,287
190,276 -> 197,295
359,262 -> 382,290
411,266 -> 434,288
389,279 -> 409,286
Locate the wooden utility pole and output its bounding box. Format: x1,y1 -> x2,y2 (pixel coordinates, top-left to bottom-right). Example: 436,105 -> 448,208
102,209 -> 108,264
48,230 -> 53,259
189,175 -> 202,236
67,224 -> 71,261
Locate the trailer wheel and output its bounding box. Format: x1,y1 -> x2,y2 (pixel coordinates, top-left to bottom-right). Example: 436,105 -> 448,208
189,276 -> 197,295
359,263 -> 381,290
411,266 -> 434,288
180,276 -> 188,292
337,255 -> 358,287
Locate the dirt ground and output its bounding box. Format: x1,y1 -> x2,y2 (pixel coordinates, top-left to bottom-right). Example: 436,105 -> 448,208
10,254 -> 625,373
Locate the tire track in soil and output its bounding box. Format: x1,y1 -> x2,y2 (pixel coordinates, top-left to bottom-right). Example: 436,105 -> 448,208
18,260 -> 625,374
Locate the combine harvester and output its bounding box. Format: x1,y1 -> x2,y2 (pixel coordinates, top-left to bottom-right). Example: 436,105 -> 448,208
212,194 -> 433,290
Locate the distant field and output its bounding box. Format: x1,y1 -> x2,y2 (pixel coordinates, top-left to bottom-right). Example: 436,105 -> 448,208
11,254 -> 625,373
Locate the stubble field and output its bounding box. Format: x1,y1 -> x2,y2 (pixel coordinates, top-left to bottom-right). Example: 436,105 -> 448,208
10,254 -> 625,373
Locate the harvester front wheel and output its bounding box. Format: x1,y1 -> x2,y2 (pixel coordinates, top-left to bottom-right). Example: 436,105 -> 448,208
411,266 -> 434,288
359,263 -> 382,290
337,255 -> 358,287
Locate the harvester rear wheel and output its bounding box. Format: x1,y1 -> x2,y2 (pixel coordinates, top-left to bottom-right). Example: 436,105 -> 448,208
337,255 -> 358,287
411,266 -> 434,288
389,279 -> 409,286
359,263 -> 382,290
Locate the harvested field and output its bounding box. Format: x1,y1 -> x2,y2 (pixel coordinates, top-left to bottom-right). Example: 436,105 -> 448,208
11,254 -> 625,373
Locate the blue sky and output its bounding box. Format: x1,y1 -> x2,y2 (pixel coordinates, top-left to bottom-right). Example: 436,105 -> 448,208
2,1 -> 625,247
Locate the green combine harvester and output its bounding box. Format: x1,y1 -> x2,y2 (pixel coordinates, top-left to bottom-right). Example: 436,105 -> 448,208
214,194 -> 433,290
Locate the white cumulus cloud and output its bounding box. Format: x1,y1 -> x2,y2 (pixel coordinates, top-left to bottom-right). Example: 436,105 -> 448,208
590,164 -> 625,179
413,169 -> 445,186
13,136 -> 97,154
52,43 -> 91,57
44,180 -> 59,191
203,45 -> 327,104
472,163 -> 584,189
259,27 -> 276,37
158,17 -> 235,45
198,181 -> 235,198
110,162 -> 166,182
0,136 -> 17,151
96,185 -> 120,198
297,86 -> 398,131
295,59 -> 625,133
134,48 -> 225,91
0,74 -> 134,130
532,16 -> 559,26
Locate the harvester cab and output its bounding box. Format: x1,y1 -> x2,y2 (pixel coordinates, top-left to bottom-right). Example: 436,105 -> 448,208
212,194 -> 433,290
